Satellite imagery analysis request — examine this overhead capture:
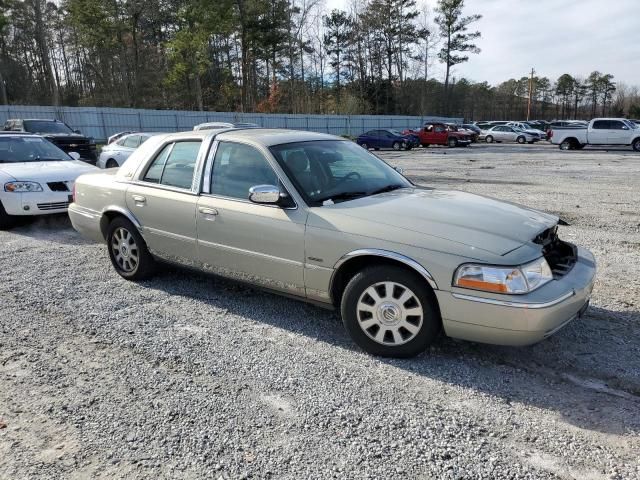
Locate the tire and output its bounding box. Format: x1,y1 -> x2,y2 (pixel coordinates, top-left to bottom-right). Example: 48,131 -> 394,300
392,141 -> 401,151
340,265 -> 441,358
559,139 -> 574,151
405,144 -> 413,151
421,143 -> 429,148
360,143 -> 368,150
106,158 -> 119,168
448,138 -> 458,148
517,136 -> 526,144
0,201 -> 16,230
633,138 -> 640,152
485,135 -> 493,144
106,217 -> 156,280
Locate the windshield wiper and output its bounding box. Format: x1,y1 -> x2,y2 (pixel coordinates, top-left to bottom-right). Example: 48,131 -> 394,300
369,184 -> 406,196
316,191 -> 368,204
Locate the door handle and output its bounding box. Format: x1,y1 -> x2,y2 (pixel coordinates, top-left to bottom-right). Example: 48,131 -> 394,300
199,207 -> 218,216
132,195 -> 146,204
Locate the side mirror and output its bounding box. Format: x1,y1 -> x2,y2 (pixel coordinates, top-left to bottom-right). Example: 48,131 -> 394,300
249,185 -> 281,205
69,152 -> 81,160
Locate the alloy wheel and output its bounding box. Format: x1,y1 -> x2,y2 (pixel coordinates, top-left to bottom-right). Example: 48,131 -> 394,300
356,281 -> 424,346
110,227 -> 139,273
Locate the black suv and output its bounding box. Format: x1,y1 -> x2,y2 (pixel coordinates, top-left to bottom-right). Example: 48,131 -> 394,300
3,119 -> 97,164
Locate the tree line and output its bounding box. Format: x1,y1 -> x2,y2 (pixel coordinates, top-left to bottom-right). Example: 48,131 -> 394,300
1,0 -> 639,121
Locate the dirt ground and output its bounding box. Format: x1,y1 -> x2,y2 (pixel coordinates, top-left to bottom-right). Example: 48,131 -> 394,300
1,142 -> 639,479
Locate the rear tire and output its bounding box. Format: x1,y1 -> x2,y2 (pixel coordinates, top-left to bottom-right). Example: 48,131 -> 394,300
360,143 -> 369,150
448,138 -> 458,148
107,217 -> 156,280
633,138 -> 640,152
517,136 -> 526,144
560,139 -> 574,151
340,265 -> 441,358
485,135 -> 494,143
0,201 -> 16,230
392,141 -> 401,151
106,158 -> 119,168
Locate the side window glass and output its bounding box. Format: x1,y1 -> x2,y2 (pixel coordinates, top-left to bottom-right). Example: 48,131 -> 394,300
143,143 -> 173,183
610,121 -> 624,130
592,120 -> 608,130
160,141 -> 200,189
211,142 -> 278,200
123,135 -> 139,148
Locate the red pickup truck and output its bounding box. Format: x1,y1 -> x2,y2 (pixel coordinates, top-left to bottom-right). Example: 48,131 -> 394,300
404,123 -> 472,148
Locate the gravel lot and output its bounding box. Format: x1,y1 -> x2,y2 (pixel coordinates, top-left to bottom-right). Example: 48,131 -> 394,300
1,142 -> 639,479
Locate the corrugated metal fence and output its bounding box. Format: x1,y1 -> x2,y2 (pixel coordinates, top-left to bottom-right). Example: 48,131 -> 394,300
0,105 -> 462,142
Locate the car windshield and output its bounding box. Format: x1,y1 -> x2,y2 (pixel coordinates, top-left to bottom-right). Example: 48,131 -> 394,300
0,136 -> 71,163
269,140 -> 412,206
623,120 -> 638,129
23,120 -> 74,134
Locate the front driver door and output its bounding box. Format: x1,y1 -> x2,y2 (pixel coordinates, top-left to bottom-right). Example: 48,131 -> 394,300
196,140 -> 307,296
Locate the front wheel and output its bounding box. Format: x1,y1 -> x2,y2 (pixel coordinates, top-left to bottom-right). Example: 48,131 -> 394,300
360,143 -> 369,150
392,141 -> 402,151
517,136 -> 526,144
485,135 -> 493,143
633,138 -> 640,152
448,138 -> 458,148
106,158 -> 119,169
340,265 -> 441,357
0,201 -> 16,230
107,217 -> 156,280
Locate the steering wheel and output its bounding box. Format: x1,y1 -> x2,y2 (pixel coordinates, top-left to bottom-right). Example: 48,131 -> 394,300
334,171 -> 361,187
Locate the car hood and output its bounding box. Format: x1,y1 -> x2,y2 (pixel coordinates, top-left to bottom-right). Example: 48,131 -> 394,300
309,188 -> 558,257
0,160 -> 97,182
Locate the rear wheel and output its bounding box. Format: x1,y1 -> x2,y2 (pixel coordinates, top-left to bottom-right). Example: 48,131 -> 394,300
106,158 -> 119,168
516,136 -> 526,144
360,142 -> 369,150
392,141 -> 402,151
340,265 -> 441,357
0,201 -> 16,230
632,138 -> 640,152
107,217 -> 156,280
448,138 -> 458,148
559,139 -> 574,151
485,135 -> 494,143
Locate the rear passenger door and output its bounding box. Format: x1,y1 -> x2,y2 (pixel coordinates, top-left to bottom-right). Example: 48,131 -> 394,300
126,139 -> 203,263
589,120 -> 609,144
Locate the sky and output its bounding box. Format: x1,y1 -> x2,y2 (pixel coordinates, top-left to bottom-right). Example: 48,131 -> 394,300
324,0 -> 640,86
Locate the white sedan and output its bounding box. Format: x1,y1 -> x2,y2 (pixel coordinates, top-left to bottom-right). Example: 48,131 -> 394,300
97,132 -> 163,169
0,133 -> 96,228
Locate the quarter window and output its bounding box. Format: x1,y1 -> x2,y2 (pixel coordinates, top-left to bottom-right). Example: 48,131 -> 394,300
143,140 -> 200,189
210,142 -> 278,200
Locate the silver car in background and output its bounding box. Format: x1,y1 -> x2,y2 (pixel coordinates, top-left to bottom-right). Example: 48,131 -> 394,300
97,132 -> 163,169
69,129 -> 595,358
481,125 -> 540,144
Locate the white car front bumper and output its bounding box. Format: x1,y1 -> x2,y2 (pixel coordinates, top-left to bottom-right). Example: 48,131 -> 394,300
1,190 -> 74,216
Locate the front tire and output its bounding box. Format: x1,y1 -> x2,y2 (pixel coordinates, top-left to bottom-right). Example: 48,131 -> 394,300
0,201 -> 16,230
340,265 -> 441,358
633,138 -> 640,152
360,143 -> 369,150
106,158 -> 119,168
107,217 -> 156,280
559,139 -> 574,151
485,135 -> 494,143
392,141 -> 401,151
448,138 -> 458,148
517,136 -> 526,144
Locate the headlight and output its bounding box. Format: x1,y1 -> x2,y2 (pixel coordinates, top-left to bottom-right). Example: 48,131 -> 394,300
454,257 -> 553,294
4,181 -> 43,192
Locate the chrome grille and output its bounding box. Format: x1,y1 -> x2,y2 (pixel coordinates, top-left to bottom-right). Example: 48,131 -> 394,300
37,201 -> 70,211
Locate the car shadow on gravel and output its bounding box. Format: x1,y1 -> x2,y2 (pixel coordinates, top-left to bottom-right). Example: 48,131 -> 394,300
6,214 -> 95,245
148,266 -> 640,437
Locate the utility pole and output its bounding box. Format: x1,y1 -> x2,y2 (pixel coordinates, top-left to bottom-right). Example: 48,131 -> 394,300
527,68 -> 535,121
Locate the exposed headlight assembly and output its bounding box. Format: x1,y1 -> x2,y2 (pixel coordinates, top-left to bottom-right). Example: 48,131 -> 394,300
4,181 -> 43,192
454,257 -> 553,294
